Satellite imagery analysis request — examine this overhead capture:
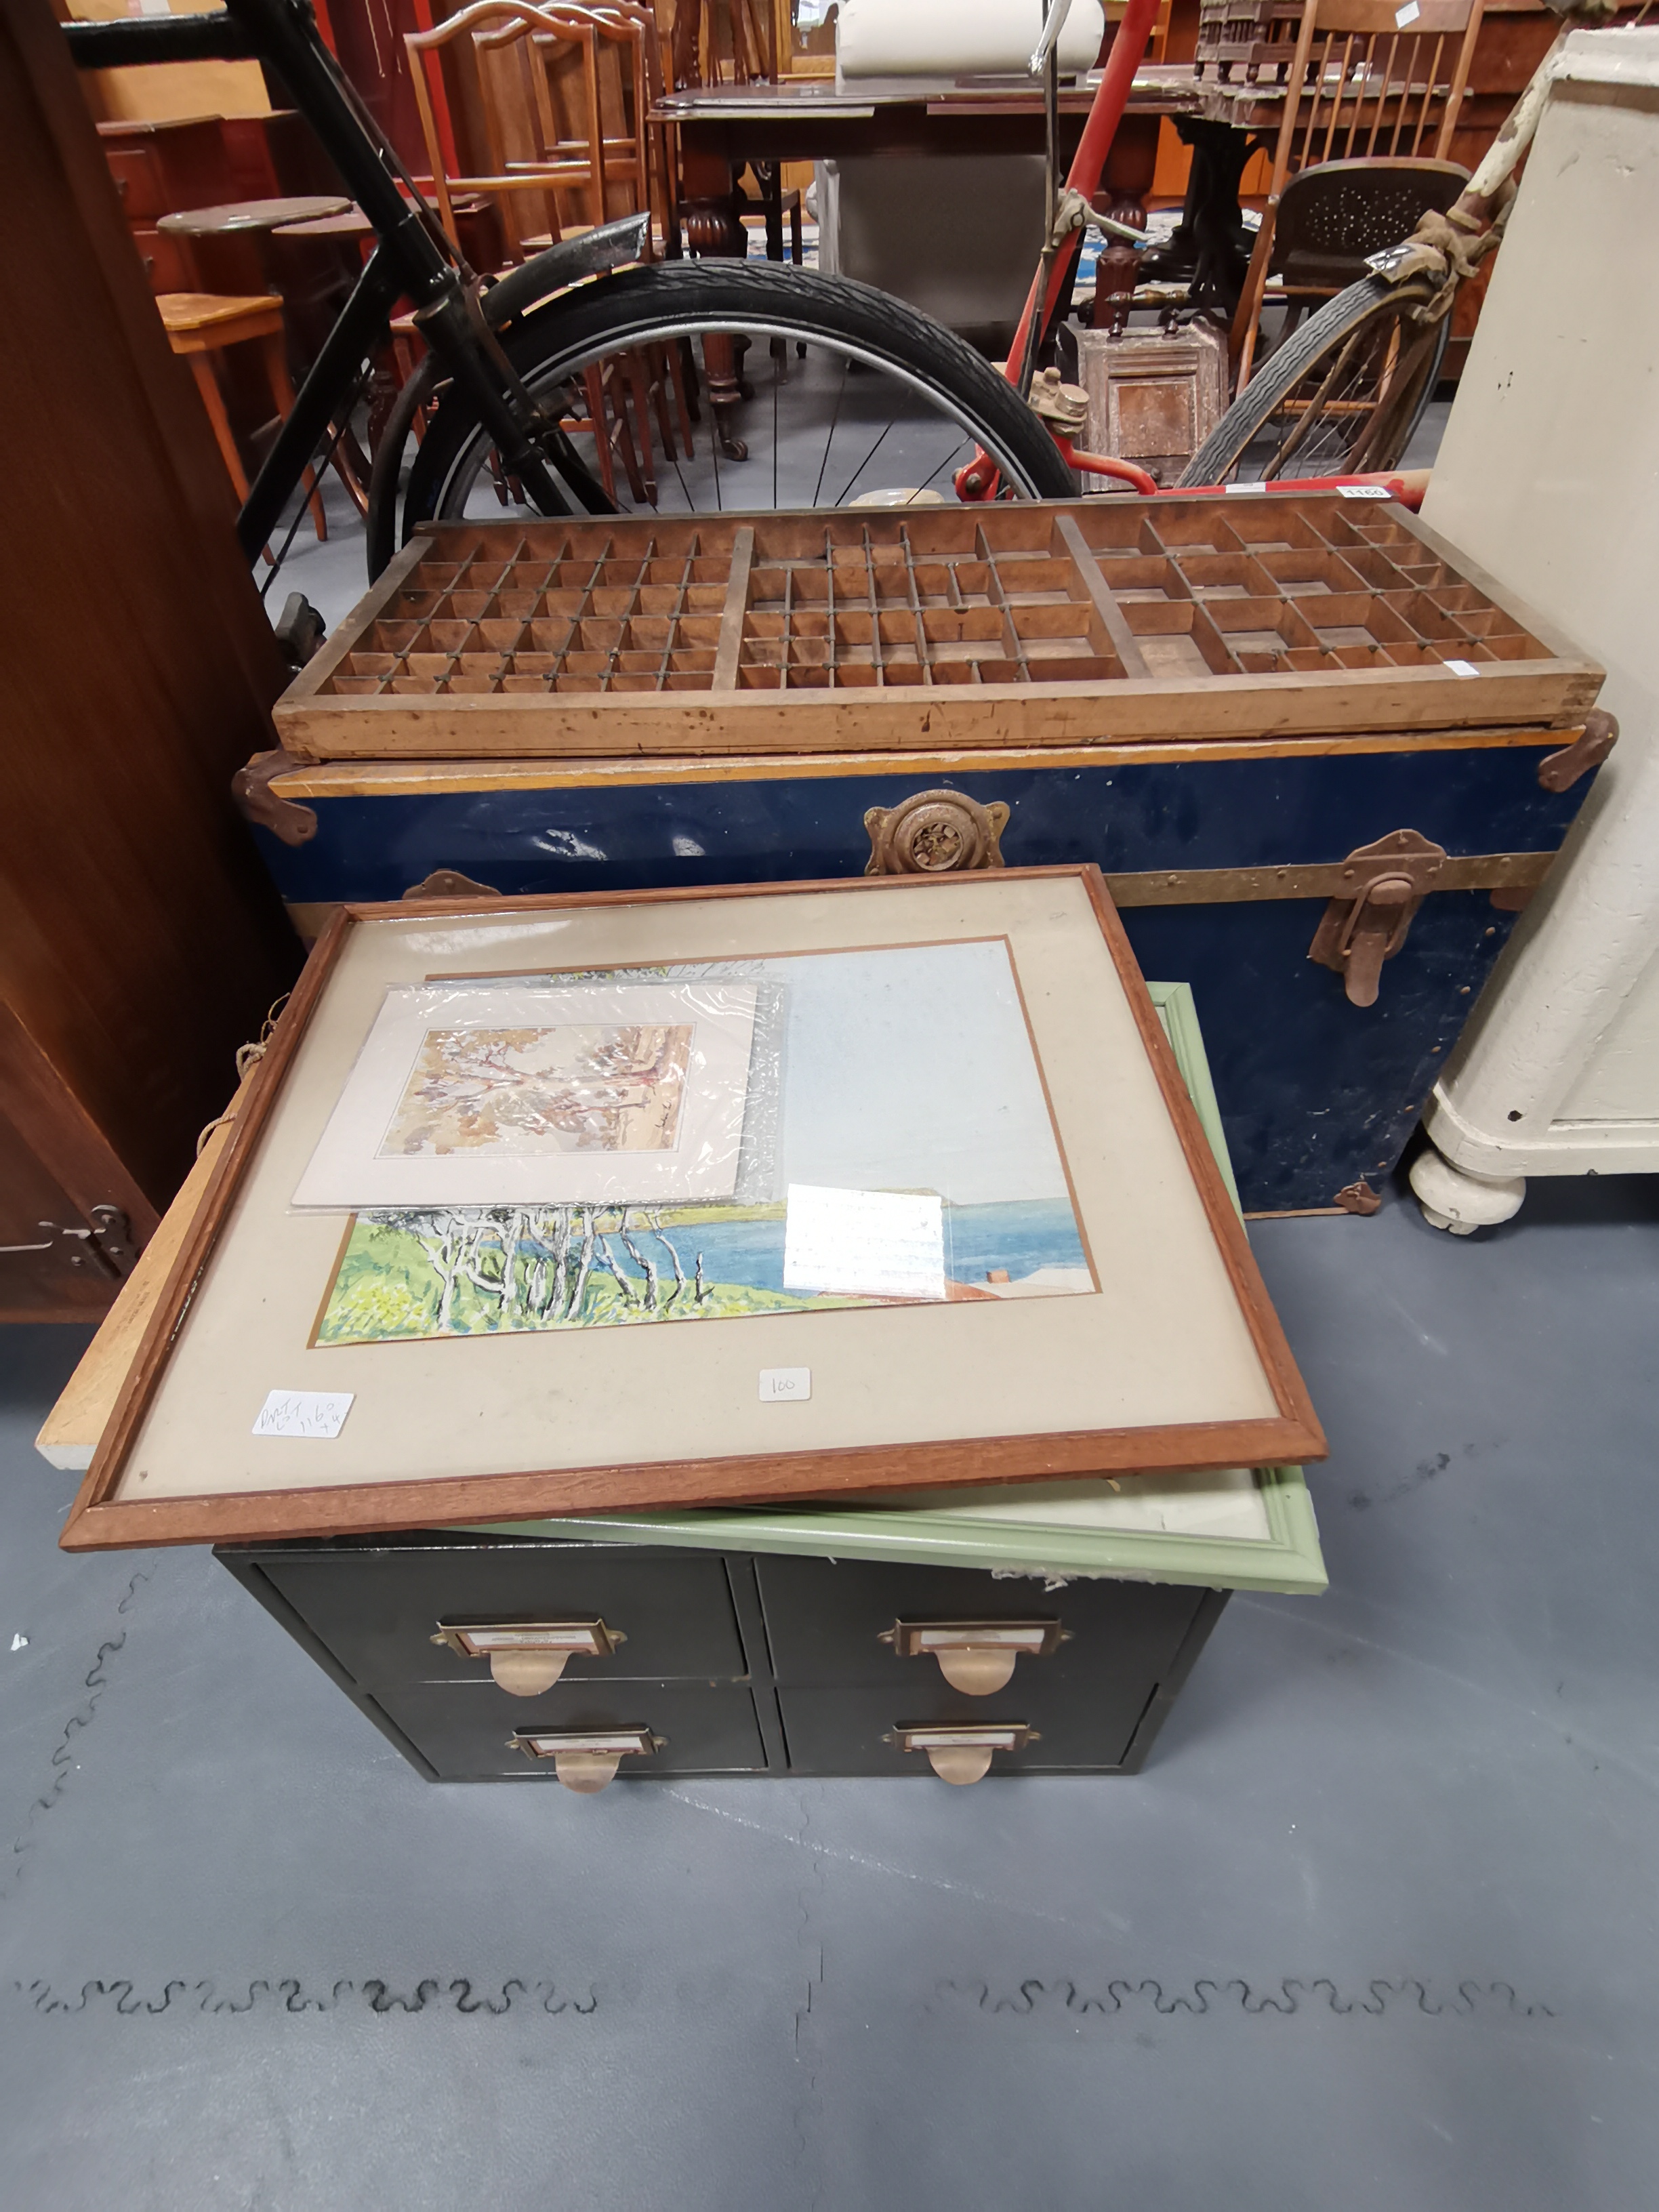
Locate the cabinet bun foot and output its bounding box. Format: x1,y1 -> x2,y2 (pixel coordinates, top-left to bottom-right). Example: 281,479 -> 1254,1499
1410,1145 -> 1526,1235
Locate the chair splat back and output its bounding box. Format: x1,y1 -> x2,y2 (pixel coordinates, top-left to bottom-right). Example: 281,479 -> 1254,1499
1268,0 -> 1484,198
1229,0 -> 1484,386
406,1 -> 605,260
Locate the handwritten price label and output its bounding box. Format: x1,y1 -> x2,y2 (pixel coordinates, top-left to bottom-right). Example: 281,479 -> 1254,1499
758,1368 -> 811,1404
251,1389 -> 355,1439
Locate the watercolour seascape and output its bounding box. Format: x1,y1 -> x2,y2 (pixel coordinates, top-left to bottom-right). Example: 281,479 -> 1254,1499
314,941 -> 1095,1347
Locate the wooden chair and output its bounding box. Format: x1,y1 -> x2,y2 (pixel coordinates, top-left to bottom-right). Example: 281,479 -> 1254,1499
407,1 -> 648,501
1105,0 -> 1175,66
670,0 -> 777,87
590,0 -> 682,254
156,292 -> 328,556
1230,0 -> 1485,388
531,3 -> 658,230
663,0 -> 803,270
523,5 -> 698,488
407,0 -> 605,263
1250,152 -> 1469,344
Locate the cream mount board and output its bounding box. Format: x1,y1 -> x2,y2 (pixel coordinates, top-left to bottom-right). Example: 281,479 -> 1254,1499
61,869 -> 1325,1550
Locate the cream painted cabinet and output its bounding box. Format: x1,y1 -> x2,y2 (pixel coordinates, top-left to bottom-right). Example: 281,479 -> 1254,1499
1410,28 -> 1659,1230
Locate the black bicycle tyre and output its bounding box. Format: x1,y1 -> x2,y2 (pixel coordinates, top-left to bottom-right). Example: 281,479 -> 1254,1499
398,258 -> 1076,548
1178,275 -> 1450,489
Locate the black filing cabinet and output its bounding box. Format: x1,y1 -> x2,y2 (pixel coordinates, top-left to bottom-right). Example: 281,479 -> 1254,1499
218,1534 -> 1229,1786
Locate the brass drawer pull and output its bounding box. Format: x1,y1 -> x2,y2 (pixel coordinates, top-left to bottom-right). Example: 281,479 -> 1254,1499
880,1618 -> 1066,1696
508,1727 -> 662,1793
432,1618 -> 625,1697
887,1723 -> 1038,1785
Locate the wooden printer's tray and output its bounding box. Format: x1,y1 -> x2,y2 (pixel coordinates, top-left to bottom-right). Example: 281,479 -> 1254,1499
274,496 -> 1601,762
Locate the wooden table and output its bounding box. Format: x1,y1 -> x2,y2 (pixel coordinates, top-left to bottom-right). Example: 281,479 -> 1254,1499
652,68 -> 1265,323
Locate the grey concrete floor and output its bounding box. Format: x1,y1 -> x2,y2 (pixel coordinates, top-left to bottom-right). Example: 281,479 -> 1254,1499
49,367 -> 1641,2205
1,1169 -> 1656,2210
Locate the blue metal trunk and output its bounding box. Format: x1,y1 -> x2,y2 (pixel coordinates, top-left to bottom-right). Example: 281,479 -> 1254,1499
251,733 -> 1596,1213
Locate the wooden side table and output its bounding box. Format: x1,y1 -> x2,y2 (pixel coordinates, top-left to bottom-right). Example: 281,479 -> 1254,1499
156,291 -> 328,549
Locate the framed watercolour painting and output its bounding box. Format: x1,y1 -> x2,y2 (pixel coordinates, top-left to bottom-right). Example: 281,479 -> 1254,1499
311,935 -> 1094,1347
60,869 -> 1326,1551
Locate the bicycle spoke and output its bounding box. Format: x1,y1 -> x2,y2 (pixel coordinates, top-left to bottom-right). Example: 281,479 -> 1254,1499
417,302 -> 1067,533
811,358 -> 851,509
1267,324 -> 1370,477
905,436 -> 971,501
832,419 -> 895,508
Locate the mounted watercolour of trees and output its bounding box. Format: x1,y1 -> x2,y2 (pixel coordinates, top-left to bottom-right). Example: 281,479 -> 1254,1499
315,1200 -> 857,1346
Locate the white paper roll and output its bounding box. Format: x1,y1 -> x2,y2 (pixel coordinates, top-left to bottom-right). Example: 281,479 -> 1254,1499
836,0 -> 1105,80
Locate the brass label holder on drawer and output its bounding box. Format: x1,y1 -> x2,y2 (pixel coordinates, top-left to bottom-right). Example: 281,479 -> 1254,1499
508,1726 -> 662,1794
432,1618 -> 626,1697
880,1618 -> 1067,1696
886,1723 -> 1039,1786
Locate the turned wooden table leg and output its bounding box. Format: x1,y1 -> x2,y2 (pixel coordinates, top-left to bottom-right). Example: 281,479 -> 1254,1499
1146,119 -> 1261,323
681,186 -> 751,462
1091,114 -> 1160,337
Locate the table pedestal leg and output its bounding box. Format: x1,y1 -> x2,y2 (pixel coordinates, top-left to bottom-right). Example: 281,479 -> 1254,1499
1143,119 -> 1264,322
681,188 -> 750,462
1090,113 -> 1160,337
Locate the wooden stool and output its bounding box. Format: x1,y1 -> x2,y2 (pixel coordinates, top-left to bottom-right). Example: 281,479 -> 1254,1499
156,291 -> 328,552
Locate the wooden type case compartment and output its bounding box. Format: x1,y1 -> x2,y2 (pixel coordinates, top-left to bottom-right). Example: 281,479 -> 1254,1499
272,497 -> 1601,760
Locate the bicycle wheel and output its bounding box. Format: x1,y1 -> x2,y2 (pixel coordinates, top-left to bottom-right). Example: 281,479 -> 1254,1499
396,259 -> 1075,552
1179,276 -> 1450,489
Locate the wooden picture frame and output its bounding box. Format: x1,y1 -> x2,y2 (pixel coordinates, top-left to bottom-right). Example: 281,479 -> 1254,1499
60,869 -> 1326,1552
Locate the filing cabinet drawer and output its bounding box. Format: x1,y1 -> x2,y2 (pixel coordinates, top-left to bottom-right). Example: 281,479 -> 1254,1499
756,1555 -> 1206,1692
256,1541 -> 749,1691
222,1540 -> 1229,1782
374,1679 -> 770,1781
778,1677 -> 1157,1777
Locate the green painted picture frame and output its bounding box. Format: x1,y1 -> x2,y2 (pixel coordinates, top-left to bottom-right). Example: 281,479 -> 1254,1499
461,983 -> 1327,1597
